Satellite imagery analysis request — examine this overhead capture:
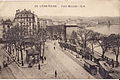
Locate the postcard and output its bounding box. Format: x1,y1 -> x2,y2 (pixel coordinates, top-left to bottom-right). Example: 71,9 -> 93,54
0,0 -> 120,79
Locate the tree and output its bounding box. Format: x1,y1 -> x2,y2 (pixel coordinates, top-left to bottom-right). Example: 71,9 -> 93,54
70,30 -> 77,44
95,33 -> 110,58
70,31 -> 77,39
77,28 -> 93,49
88,31 -> 99,54
108,34 -> 120,66
5,25 -> 25,66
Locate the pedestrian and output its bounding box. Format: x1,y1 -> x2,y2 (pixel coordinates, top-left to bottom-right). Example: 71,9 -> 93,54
55,70 -> 57,78
38,64 -> 40,70
111,59 -> 114,68
44,57 -> 46,60
3,61 -> 7,67
54,46 -> 55,50
0,65 -> 1,71
82,55 -> 84,59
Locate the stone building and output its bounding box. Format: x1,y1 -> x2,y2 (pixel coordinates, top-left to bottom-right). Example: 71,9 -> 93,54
13,9 -> 38,36
2,19 -> 12,39
38,18 -> 47,29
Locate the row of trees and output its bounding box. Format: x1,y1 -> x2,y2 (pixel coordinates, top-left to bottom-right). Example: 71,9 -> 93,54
70,28 -> 120,65
3,25 -> 28,66
3,23 -> 47,66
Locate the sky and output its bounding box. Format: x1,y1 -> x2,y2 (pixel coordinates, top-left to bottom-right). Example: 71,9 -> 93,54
0,0 -> 120,17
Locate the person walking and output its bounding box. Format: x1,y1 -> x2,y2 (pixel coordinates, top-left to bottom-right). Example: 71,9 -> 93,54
54,46 -> 55,50
0,65 -> 1,72
44,56 -> 46,60
55,70 -> 57,78
38,64 -> 40,70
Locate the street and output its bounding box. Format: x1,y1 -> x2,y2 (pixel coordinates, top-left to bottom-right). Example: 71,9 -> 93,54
46,41 -> 95,79
0,41 -> 94,79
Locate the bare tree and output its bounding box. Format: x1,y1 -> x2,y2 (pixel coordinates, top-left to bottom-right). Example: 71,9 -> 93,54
70,30 -> 77,44
88,31 -> 99,55
77,28 -> 93,50
94,33 -> 111,58
5,25 -> 25,66
108,34 -> 120,66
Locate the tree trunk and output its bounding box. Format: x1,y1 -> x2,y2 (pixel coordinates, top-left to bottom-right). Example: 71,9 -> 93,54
42,43 -> 45,58
102,50 -> 105,58
17,50 -> 19,61
91,43 -> 94,54
116,54 -> 119,63
116,47 -> 119,66
20,49 -> 24,66
84,37 -> 87,49
39,44 -> 41,59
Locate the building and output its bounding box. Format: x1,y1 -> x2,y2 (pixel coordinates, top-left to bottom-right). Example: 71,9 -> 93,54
13,9 -> 38,36
46,25 -> 65,40
1,9 -> 48,66
46,19 -> 53,26
38,18 -> 47,29
2,19 -> 12,39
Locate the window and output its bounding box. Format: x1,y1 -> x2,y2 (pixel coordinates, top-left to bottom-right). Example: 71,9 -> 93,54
29,18 -> 31,21
27,18 -> 28,21
29,22 -> 31,26
20,23 -> 22,26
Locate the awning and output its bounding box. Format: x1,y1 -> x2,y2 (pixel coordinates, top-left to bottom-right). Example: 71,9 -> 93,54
26,48 -> 39,56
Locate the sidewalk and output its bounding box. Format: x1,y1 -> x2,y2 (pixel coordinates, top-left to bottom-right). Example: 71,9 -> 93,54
0,46 -> 26,79
8,62 -> 27,79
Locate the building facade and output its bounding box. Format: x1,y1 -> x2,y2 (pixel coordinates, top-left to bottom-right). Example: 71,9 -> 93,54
38,18 -> 47,29
13,9 -> 38,36
2,19 -> 12,39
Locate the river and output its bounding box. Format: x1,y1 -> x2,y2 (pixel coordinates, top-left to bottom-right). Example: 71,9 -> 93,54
86,24 -> 120,62
86,24 -> 120,35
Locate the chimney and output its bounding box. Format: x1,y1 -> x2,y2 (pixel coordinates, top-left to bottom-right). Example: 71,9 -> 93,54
28,9 -> 31,13
16,9 -> 20,13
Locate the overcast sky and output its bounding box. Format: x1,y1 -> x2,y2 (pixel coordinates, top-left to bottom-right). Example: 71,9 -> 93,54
0,0 -> 119,17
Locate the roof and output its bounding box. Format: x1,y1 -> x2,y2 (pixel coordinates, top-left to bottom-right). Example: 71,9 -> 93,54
26,48 -> 39,55
17,9 -> 33,14
84,60 -> 97,66
93,51 -> 101,59
99,61 -> 112,71
3,19 -> 12,25
64,25 -> 78,27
